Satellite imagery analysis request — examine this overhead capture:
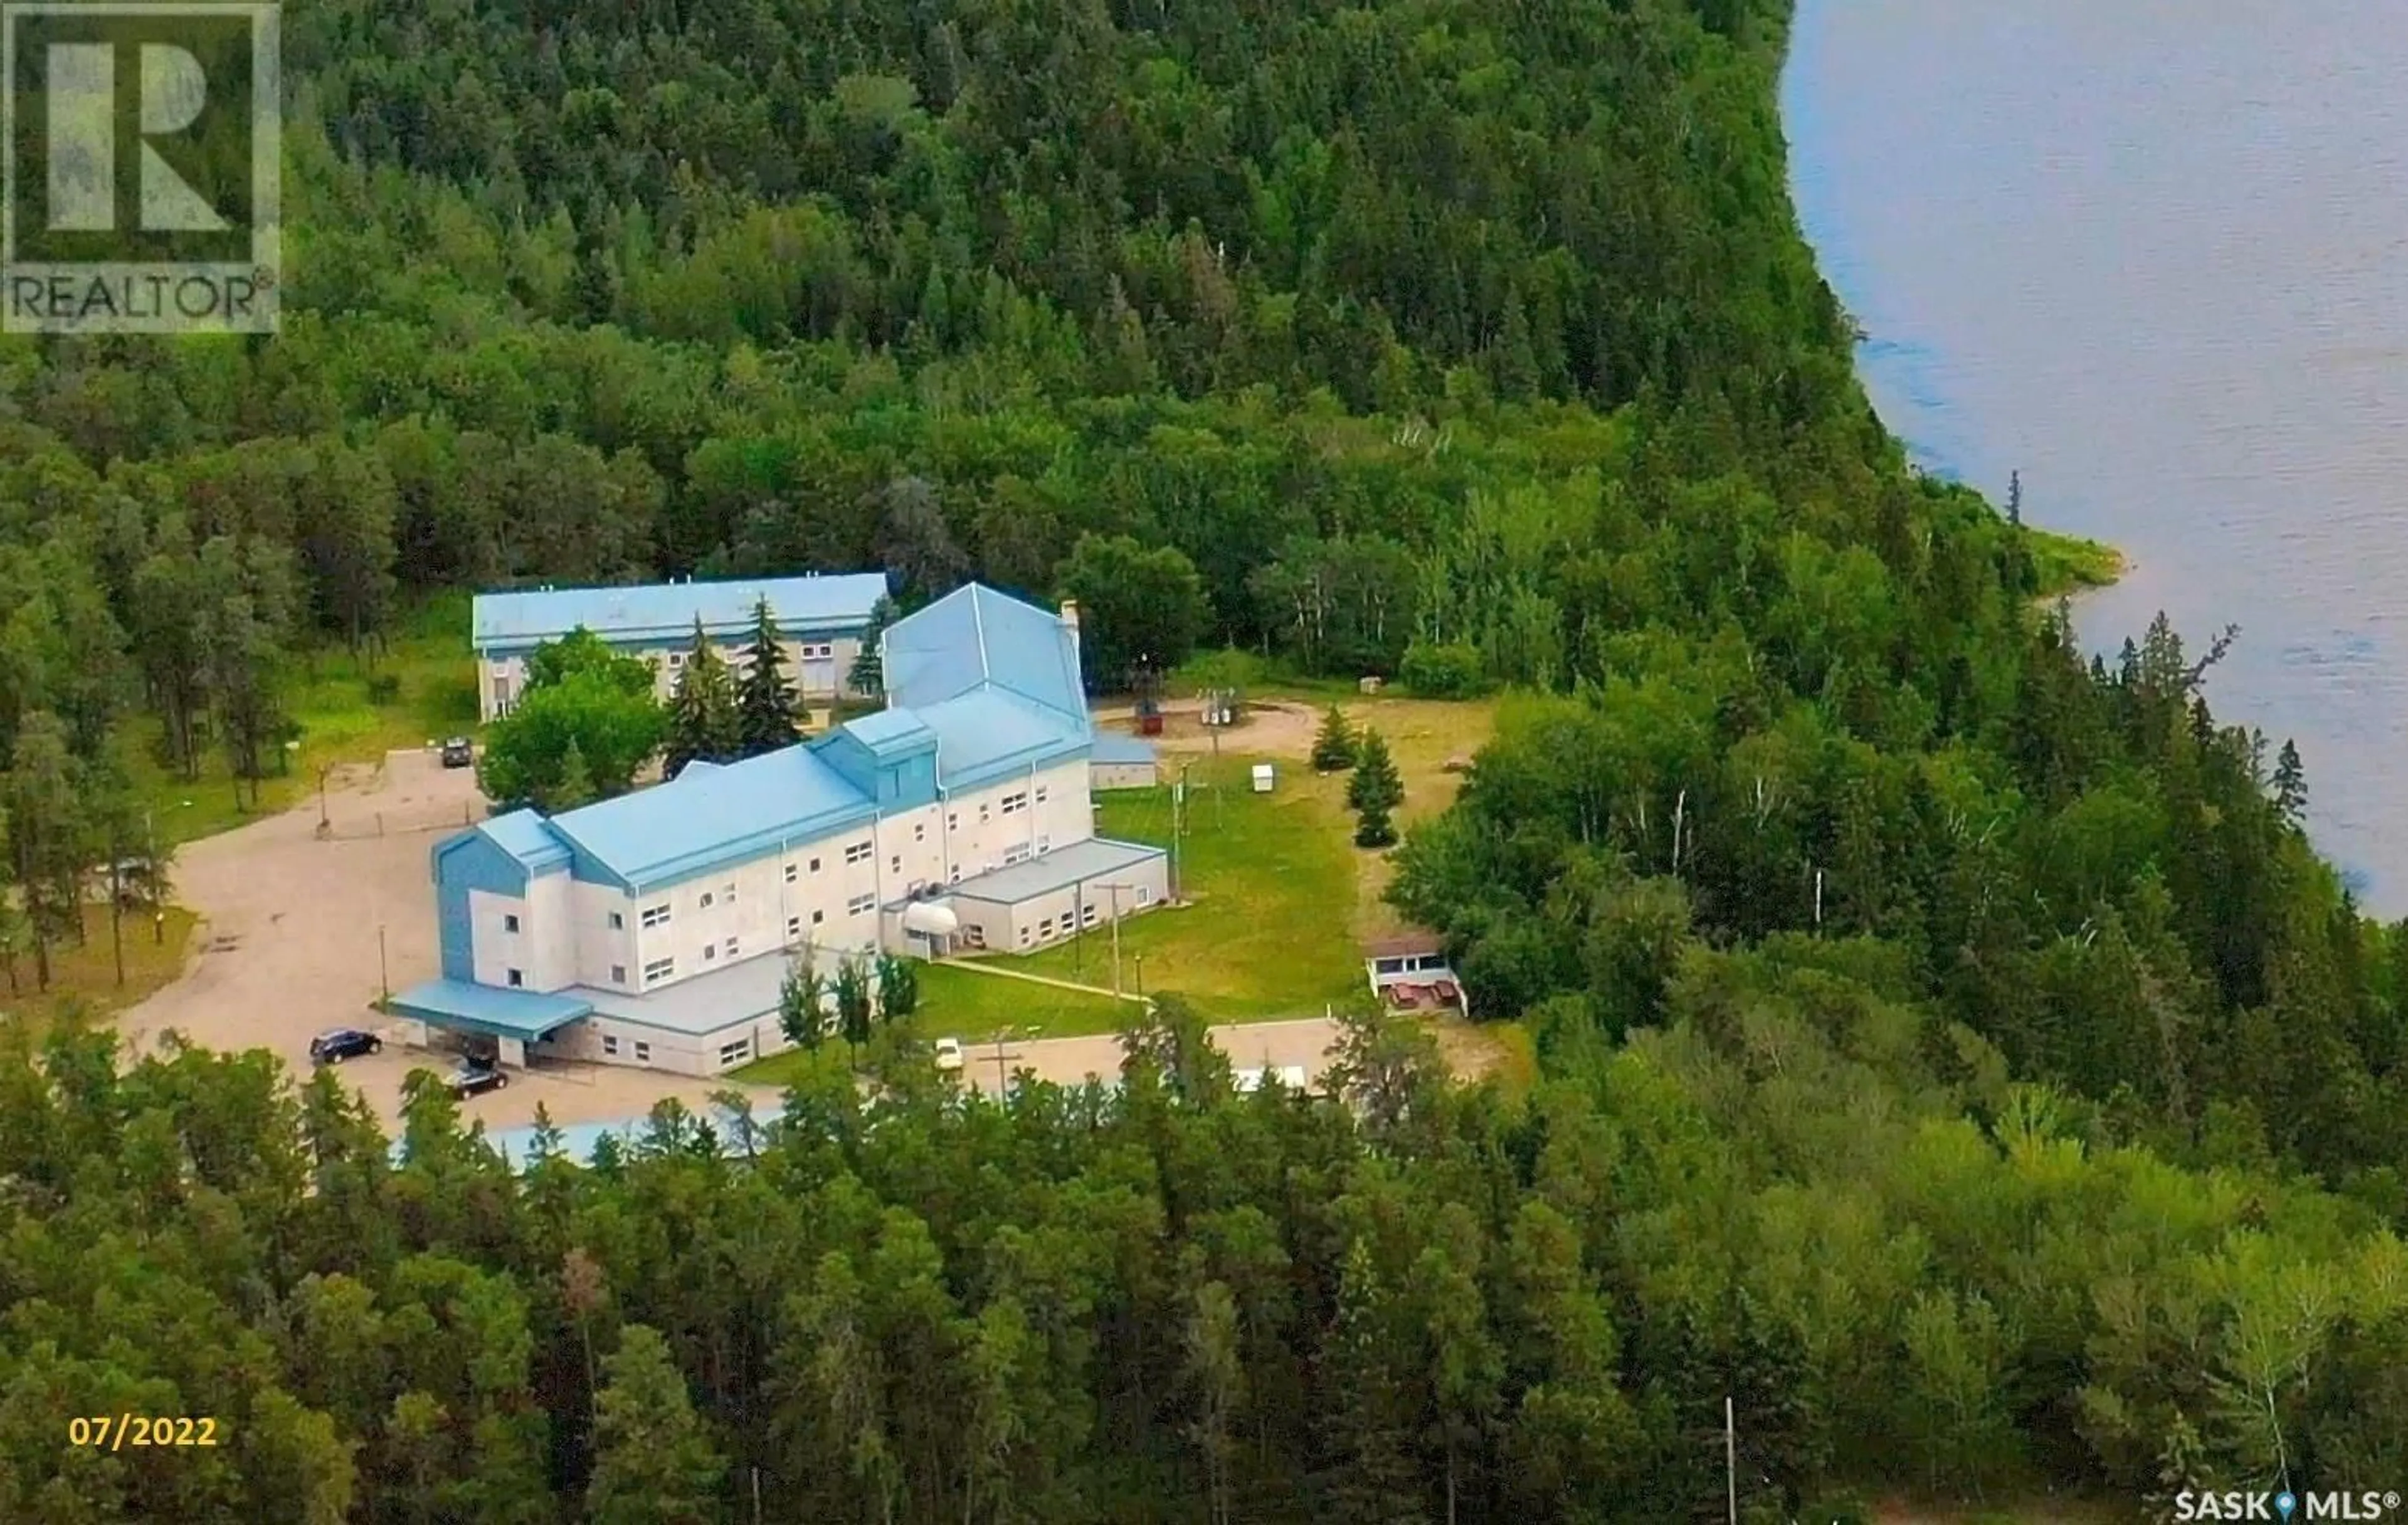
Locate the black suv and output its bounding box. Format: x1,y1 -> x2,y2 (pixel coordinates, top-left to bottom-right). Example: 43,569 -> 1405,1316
440,737 -> 474,769
310,1028 -> 382,1063
448,1060 -> 509,1099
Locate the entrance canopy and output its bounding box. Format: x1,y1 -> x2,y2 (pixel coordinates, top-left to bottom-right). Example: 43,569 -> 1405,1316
389,978 -> 593,1043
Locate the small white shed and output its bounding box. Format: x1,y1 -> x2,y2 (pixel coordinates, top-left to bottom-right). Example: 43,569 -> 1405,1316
1251,763 -> 1275,794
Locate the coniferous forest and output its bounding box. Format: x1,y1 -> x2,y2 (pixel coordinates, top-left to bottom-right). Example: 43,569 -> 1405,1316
6,0 -> 2408,1518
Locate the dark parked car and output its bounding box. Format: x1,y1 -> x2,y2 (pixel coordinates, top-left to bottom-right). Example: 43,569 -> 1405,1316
448,1060 -> 509,1098
310,1028 -> 381,1063
440,737 -> 474,768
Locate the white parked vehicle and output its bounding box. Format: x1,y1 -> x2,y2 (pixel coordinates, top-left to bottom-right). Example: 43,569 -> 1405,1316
932,1037 -> 964,1072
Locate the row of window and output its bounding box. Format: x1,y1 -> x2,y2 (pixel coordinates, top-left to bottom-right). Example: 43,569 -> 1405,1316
591,1032 -> 752,1068
1015,891 -> 1143,948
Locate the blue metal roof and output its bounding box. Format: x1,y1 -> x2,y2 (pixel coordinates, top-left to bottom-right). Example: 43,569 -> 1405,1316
389,979 -> 594,1040
473,573 -> 889,654
1089,732 -> 1158,765
917,688 -> 1088,791
545,743 -> 876,890
478,808 -> 571,872
842,707 -> 937,752
884,584 -> 1086,722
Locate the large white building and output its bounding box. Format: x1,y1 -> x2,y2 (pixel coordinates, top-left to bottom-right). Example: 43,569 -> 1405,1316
470,571 -> 890,721
396,586 -> 1170,1076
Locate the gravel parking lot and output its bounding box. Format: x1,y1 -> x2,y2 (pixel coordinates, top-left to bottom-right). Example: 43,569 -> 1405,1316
115,749 -> 778,1132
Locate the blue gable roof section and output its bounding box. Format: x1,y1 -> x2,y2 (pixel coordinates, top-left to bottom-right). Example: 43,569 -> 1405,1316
432,824 -> 544,982
882,585 -> 1087,728
542,743 -> 877,892
473,571 -> 890,656
916,688 -> 1089,793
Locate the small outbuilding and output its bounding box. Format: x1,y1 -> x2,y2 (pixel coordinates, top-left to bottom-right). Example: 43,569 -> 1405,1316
1089,731 -> 1161,791
1361,931 -> 1468,1017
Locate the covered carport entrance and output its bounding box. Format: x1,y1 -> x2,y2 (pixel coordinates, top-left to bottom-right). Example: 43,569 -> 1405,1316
388,979 -> 594,1069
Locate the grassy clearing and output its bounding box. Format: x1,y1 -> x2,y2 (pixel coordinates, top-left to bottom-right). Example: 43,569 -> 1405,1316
912,963 -> 1137,1041
134,593 -> 482,847
0,902 -> 198,1030
1011,753 -> 1365,1019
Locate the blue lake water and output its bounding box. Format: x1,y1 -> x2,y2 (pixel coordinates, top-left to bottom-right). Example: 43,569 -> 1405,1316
1783,0 -> 2408,912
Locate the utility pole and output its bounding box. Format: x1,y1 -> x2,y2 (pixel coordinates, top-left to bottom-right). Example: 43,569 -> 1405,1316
1109,883 -> 1124,996
1724,1396 -> 1738,1525
1134,953 -> 1144,1000
378,924 -> 391,1005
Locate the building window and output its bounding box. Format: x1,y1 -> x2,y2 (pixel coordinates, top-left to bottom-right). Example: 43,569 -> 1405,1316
603,1034 -> 620,1057
641,904 -> 671,929
1003,843 -> 1031,866
1037,835 -> 1050,854
704,944 -> 718,963
913,822 -> 925,842
809,855 -> 821,873
890,855 -> 901,874
784,863 -> 798,884
847,893 -> 875,916
1001,790 -> 1029,815
801,641 -> 832,660
812,909 -> 825,925
611,964 -> 626,984
1082,903 -> 1099,927
844,840 -> 872,864
787,916 -> 802,939
1018,926 -> 1033,947
1035,784 -> 1048,803
506,968 -> 524,987
699,891 -> 715,909
726,936 -> 740,958
1038,917 -> 1054,939
502,913 -> 520,932
948,812 -> 958,830
1138,887 -> 1153,905
643,956 -> 674,983
950,864 -> 963,883
719,1038 -> 752,1067
608,911 -> 625,930
668,651 -> 686,668
979,803 -> 991,822
634,1042 -> 651,1063
724,884 -> 736,902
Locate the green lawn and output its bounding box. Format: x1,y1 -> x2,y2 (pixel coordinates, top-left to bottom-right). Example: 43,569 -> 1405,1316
911,963 -> 1138,1040
0,902 -> 199,1031
1010,754 -> 1365,1019
135,593 -> 482,845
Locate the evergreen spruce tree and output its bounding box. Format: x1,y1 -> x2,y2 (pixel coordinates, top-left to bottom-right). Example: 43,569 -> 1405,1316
735,596 -> 801,756
547,737 -> 596,811
1354,798 -> 1397,849
848,595 -> 897,699
663,618 -> 739,779
2273,739 -> 2307,825
1346,729 -> 1403,815
586,1324 -> 726,1525
1311,704 -> 1358,773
